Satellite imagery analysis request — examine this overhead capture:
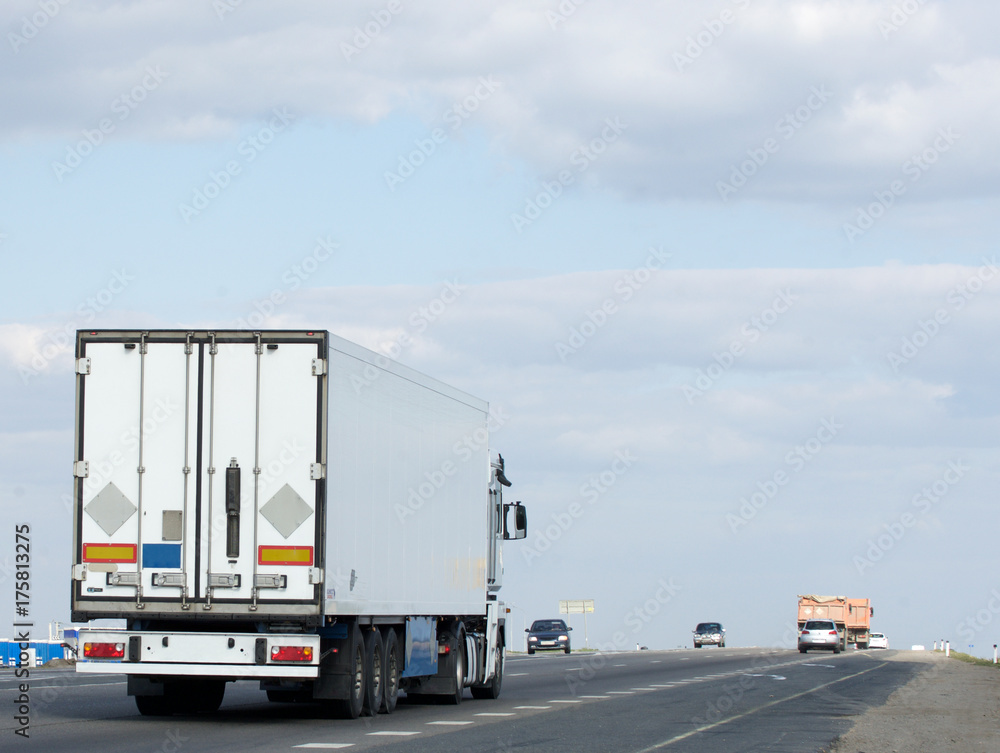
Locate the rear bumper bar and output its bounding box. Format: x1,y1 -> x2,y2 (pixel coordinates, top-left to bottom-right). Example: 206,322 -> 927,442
76,629 -> 321,680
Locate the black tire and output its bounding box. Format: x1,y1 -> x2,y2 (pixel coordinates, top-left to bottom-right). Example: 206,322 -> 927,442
362,628 -> 384,717
471,641 -> 504,700
135,693 -> 174,716
443,622 -> 466,705
564,646 -> 571,655
719,641 -> 725,648
833,644 -> 841,654
184,681 -> 225,714
527,648 -> 534,655
694,643 -> 701,648
333,623 -> 366,719
136,680 -> 225,716
799,647 -> 807,653
381,628 -> 400,714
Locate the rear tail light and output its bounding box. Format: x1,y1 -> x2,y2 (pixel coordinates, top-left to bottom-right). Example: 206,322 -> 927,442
270,645 -> 313,662
83,642 -> 125,659
829,631 -> 838,635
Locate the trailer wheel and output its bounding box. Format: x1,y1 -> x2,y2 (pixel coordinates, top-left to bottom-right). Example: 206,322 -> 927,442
333,623 -> 366,719
362,628 -> 384,717
184,680 -> 225,714
135,694 -> 174,716
135,680 -> 224,716
381,628 -> 400,714
443,622 -> 466,705
471,640 -> 503,700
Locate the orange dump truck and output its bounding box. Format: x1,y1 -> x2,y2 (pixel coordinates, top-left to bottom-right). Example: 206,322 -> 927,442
797,595 -> 873,650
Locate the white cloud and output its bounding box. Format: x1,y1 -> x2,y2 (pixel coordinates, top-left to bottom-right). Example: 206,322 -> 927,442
4,0 -> 999,201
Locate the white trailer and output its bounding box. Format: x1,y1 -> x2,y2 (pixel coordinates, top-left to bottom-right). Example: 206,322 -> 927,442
71,330 -> 527,717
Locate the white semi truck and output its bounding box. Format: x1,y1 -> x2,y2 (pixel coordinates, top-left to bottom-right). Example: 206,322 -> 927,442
71,329 -> 527,717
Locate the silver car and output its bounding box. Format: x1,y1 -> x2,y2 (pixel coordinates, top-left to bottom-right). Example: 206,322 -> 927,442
798,619 -> 842,653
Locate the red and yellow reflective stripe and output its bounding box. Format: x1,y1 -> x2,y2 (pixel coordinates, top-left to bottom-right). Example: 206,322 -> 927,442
83,543 -> 137,563
258,546 -> 313,566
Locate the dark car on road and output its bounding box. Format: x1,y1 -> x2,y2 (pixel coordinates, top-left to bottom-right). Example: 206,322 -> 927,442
693,622 -> 726,648
526,619 -> 572,654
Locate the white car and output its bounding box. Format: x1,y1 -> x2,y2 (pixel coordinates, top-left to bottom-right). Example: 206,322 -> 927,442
869,632 -> 888,649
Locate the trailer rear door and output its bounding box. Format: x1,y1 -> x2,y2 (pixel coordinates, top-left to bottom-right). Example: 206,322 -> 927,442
72,330 -> 327,619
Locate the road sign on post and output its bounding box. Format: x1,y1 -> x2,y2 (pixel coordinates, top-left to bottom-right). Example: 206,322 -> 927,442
559,600 -> 594,648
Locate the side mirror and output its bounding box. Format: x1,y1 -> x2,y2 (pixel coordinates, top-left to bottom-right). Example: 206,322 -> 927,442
503,502 -> 527,540
567,627 -> 573,631
525,628 -> 530,633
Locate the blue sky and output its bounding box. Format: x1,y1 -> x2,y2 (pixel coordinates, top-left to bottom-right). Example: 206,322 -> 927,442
3,0 -> 1000,656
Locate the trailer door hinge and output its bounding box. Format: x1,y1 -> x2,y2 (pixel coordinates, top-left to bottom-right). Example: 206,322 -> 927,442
310,463 -> 326,480
209,573 -> 241,588
72,564 -> 88,581
309,567 -> 324,584
76,357 -> 91,375
108,572 -> 140,587
255,574 -> 287,589
312,358 -> 327,376
152,573 -> 186,587
74,461 -> 89,478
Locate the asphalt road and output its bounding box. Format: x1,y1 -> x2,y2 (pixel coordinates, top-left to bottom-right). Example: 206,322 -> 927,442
1,648 -> 919,752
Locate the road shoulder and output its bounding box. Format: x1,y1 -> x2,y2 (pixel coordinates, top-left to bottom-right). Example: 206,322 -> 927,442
830,651 -> 1000,753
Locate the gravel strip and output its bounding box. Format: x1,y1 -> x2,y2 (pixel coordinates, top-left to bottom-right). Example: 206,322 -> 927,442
830,651 -> 1000,753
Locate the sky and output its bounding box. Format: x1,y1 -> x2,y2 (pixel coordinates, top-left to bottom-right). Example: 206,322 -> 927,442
2,0 -> 1000,658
